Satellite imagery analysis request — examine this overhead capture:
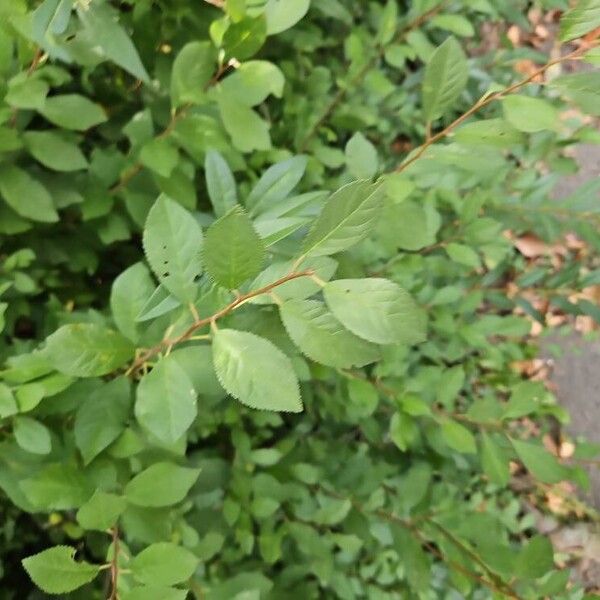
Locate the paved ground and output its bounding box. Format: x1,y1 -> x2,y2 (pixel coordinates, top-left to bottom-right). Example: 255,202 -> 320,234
546,143 -> 600,507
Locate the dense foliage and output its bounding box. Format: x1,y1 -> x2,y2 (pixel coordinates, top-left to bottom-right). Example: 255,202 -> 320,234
0,0 -> 600,598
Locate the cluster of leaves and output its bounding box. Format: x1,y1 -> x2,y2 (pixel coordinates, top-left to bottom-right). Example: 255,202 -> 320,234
0,0 -> 599,598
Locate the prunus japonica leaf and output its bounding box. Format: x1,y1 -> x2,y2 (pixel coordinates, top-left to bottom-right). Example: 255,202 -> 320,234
139,137 -> 179,178
0,164 -> 58,223
480,432 -> 510,486
44,324 -> 134,377
345,132 -> 378,179
222,16 -> 267,60
130,542 -> 199,586
135,357 -> 197,444
76,490 -> 127,531
323,278 -> 426,345
0,383 -> 18,418
22,546 -> 100,594
280,299 -> 380,368
511,439 -> 569,484
23,130 -> 88,172
205,150 -> 238,218
302,180 -> 384,257
13,416 -> 51,455
254,216 -> 310,247
142,195 -> 203,302
171,41 -> 215,107
440,419 -> 476,454
169,346 -> 225,397
503,96 -> 559,133
246,156 -> 308,215
212,329 -> 302,412
559,0 -> 600,42
219,60 -> 284,107
20,464 -> 92,510
515,535 -> 555,580
124,462 -> 201,507
135,284 -> 181,322
74,377 -> 131,464
265,0 -> 310,34
202,206 -> 265,289
110,262 -> 156,342
39,94 -> 107,131
422,36 -> 468,122
217,95 -> 271,153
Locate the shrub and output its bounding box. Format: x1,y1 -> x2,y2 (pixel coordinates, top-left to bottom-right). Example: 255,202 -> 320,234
0,0 -> 599,598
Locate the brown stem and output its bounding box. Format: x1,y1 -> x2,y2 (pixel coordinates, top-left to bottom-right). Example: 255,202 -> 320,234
108,526 -> 120,600
396,43 -> 597,174
297,3 -> 447,151
126,269 -> 314,376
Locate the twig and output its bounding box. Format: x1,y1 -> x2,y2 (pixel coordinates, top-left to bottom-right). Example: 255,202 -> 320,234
108,526 -> 120,600
125,269 -> 314,376
396,43 -> 598,174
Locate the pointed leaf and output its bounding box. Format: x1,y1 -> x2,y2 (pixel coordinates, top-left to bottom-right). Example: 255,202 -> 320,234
130,543 -> 199,586
265,0 -> 310,34
345,132 -> 378,179
205,149 -> 238,217
511,439 -> 569,484
480,432 -> 510,486
323,278 -> 426,345
13,416 -> 52,455
143,195 -> 203,302
212,329 -> 302,412
302,180 -> 383,257
76,491 -> 127,531
23,130 -> 88,172
559,0 -> 600,42
218,95 -> 271,153
171,41 -> 215,107
39,94 -> 107,131
280,299 -> 380,368
440,419 -> 476,454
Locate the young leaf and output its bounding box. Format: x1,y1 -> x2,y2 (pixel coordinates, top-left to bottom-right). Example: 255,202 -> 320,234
0,164 -> 58,223
22,546 -> 100,594
323,278 -> 426,345
212,329 -> 302,412
171,41 -> 215,107
135,357 -> 197,444
202,206 -> 265,289
44,324 -> 134,377
23,130 -> 88,172
13,416 -> 52,455
74,377 -> 131,464
39,94 -> 107,131
280,299 -> 380,368
422,36 -> 468,122
511,439 -> 568,484
130,543 -> 199,586
142,195 -> 204,302
302,180 -> 384,257
124,462 -> 201,507
205,150 -> 238,217
559,0 -> 600,42
265,0 -> 310,35
480,432 -> 510,486
76,491 -> 127,531
502,96 -> 559,133
345,132 -> 378,179
110,262 -> 156,342
246,156 -> 308,215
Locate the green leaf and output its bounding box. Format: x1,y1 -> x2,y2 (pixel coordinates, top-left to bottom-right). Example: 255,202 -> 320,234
136,284 -> 181,322
445,242 -> 481,268
218,95 -> 271,153
422,36 -> 468,122
131,542 -> 199,586
377,0 -> 398,44
219,60 -> 284,107
280,299 -> 380,368
169,346 -> 225,397
503,381 -> 543,420
246,156 -> 308,215
171,41 -> 216,107
223,16 -> 267,60
122,587 -> 188,600
13,416 -> 52,455
254,216 -> 310,246
22,546 -> 99,595
480,432 -> 510,486
430,14 -> 475,37
454,118 -> 525,147
5,76 -> 49,110
135,357 -> 197,444
110,262 -> 156,342
212,329 -> 302,412
44,324 -> 134,377
440,419 -> 476,454
302,180 -> 383,257
205,150 -> 238,217
345,132 -> 378,179
23,130 -> 88,172
391,524 -> 430,593
323,278 -> 426,345
39,94 -> 107,131
559,0 -> 600,42
265,0 -> 310,34
124,462 -> 201,507
77,1 -> 149,81
511,439 -> 568,484
140,137 -> 179,178
0,383 -> 18,418
378,199 -> 438,251
515,536 -> 555,580
0,164 -> 58,223
74,377 -> 131,464
203,206 -> 265,289
142,195 -> 204,302
76,490 -> 127,531
20,464 -> 92,510
503,96 -> 559,133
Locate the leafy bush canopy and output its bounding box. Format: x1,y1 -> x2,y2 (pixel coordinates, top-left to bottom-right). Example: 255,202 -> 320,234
0,0 -> 599,597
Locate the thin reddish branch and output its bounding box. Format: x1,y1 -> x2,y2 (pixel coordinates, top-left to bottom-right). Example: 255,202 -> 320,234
108,526 -> 119,600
